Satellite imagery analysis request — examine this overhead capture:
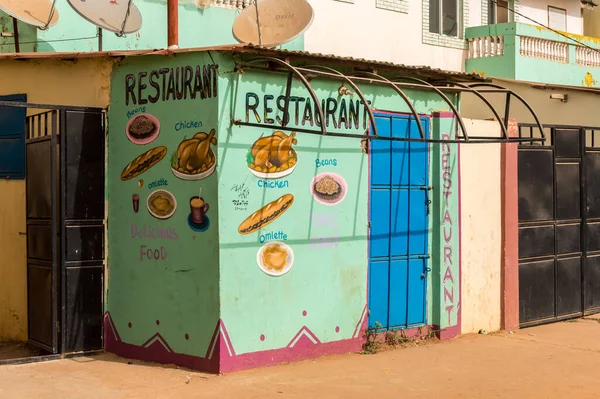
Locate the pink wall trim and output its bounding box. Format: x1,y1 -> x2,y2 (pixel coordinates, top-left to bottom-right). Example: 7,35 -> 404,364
501,119 -> 519,331
104,309 -> 367,374
431,111 -> 455,119
104,312 -> 220,373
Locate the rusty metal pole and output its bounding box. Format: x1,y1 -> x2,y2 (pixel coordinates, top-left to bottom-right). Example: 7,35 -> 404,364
167,0 -> 178,48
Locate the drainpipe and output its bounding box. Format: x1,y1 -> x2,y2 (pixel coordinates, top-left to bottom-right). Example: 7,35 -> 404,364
167,0 -> 179,49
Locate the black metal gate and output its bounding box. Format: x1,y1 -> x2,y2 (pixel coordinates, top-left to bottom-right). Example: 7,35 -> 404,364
518,124 -> 600,327
24,104 -> 105,354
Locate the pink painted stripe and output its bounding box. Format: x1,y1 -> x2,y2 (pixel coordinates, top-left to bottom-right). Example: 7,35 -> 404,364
287,326 -> 321,348
205,320 -> 221,359
104,312 -> 121,342
352,304 -> 368,339
219,320 -> 236,356
141,333 -> 174,353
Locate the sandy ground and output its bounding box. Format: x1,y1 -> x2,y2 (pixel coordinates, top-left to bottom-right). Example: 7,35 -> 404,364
2,318 -> 600,399
0,341 -> 44,361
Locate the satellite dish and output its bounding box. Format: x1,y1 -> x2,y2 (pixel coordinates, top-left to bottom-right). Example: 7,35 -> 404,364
0,0 -> 59,28
66,0 -> 142,34
233,0 -> 314,47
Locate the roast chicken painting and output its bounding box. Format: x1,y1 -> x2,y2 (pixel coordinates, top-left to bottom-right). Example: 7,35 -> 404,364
247,131 -> 298,179
171,129 -> 217,180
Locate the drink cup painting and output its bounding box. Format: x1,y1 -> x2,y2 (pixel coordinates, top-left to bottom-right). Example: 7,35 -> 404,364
190,196 -> 209,224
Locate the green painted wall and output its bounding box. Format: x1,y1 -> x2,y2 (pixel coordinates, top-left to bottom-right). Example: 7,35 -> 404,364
0,12 -> 36,53
106,52 -> 221,359
35,0 -> 303,52
105,51 -> 462,370
215,54 -> 462,359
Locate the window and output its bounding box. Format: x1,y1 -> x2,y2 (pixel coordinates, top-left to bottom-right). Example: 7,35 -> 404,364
0,94 -> 27,180
429,0 -> 460,37
548,6 -> 567,31
488,0 -> 511,24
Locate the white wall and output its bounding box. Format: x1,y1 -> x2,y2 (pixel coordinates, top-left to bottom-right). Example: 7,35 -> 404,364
518,0 -> 583,34
303,0 -> 477,72
460,119 -> 502,334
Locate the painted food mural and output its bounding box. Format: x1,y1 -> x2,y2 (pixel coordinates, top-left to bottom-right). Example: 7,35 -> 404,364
233,129 -> 352,280
171,129 -> 217,180
126,113 -> 160,145
247,131 -> 298,178
218,112 -> 368,357
107,55 -> 220,361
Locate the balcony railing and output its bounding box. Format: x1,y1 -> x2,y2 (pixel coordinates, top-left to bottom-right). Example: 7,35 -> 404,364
576,46 -> 600,67
465,23 -> 600,88
209,0 -> 254,9
468,36 -> 504,58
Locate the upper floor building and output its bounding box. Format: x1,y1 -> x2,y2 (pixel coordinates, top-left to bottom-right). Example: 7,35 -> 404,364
1,0 -> 600,89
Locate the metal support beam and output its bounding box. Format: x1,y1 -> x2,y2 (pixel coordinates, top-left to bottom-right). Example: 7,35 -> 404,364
391,75 -> 469,142
352,71 -> 426,140
234,57 -> 545,144
242,57 -> 327,135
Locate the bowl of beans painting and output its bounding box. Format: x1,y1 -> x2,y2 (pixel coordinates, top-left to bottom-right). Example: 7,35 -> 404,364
310,172 -> 347,206
126,113 -> 161,145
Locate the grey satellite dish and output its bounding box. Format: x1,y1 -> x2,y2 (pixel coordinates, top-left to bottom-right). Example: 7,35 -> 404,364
0,0 -> 59,28
66,0 -> 142,34
233,0 -> 314,47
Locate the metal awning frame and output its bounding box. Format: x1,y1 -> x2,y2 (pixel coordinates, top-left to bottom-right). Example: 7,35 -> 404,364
232,56 -> 546,144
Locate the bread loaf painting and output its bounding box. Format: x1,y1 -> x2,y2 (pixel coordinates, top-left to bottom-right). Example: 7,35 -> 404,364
238,194 -> 294,235
120,146 -> 168,181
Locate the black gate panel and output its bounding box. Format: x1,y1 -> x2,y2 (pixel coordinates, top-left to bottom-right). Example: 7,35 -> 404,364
556,163 -> 580,219
518,127 -> 584,327
519,260 -> 555,323
556,257 -> 582,316
26,110 -> 59,353
60,109 -> 105,353
585,255 -> 600,309
518,149 -> 554,222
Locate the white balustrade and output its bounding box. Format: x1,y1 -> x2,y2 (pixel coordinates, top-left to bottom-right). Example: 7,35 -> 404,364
208,0 -> 253,9
467,36 -> 504,59
576,46 -> 600,68
518,36 -> 568,63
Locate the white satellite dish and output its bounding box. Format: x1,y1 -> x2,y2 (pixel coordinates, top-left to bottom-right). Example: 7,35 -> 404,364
233,0 -> 314,47
0,0 -> 59,28
66,0 -> 142,34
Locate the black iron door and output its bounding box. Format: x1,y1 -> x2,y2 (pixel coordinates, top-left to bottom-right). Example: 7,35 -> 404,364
584,139 -> 600,314
60,109 -> 105,353
26,110 -> 60,353
518,126 -> 600,327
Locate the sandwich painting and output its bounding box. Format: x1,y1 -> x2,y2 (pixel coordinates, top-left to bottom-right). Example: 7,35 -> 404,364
238,194 -> 294,235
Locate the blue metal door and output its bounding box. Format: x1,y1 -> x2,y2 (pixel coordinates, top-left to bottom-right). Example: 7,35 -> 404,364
368,114 -> 429,330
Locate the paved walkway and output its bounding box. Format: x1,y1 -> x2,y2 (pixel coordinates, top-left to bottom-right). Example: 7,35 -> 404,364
2,317 -> 600,398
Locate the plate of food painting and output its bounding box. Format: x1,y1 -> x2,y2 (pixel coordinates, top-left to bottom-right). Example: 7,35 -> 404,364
171,129 -> 217,181
147,189 -> 177,220
126,114 -> 160,145
247,131 -> 298,179
256,241 -> 294,277
310,173 -> 347,206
